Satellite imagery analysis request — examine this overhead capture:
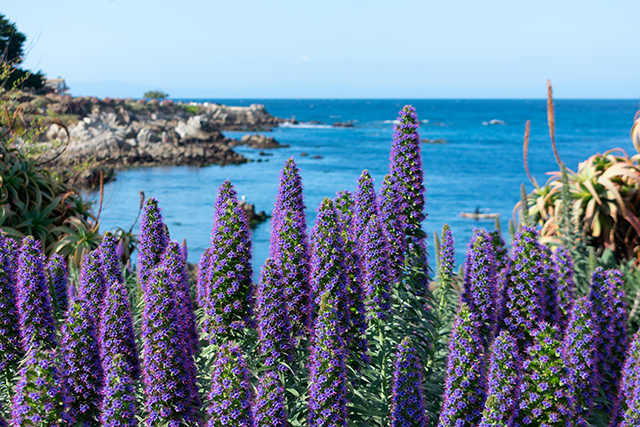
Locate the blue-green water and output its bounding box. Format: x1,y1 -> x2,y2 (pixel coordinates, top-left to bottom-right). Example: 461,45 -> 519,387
93,99 -> 638,272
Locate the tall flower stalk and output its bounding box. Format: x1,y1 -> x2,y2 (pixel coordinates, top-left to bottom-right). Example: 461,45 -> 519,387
137,197 -> 169,293
462,229 -> 498,344
390,337 -> 427,427
203,180 -> 253,343
78,249 -> 106,328
611,334 -> 640,427
553,246 -> 575,331
379,174 -> 406,281
60,301 -> 103,425
207,344 -> 254,427
0,234 -> 22,374
438,304 -> 486,427
362,214 -> 392,323
254,370 -> 287,427
100,353 -> 138,427
256,258 -> 294,371
478,331 -> 522,427
16,236 -> 56,350
270,158 -> 310,338
308,292 -> 348,427
46,254 -> 68,319
561,297 -> 596,426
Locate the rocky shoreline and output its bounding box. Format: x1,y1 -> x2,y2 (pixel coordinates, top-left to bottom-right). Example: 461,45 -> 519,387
20,95 -> 286,187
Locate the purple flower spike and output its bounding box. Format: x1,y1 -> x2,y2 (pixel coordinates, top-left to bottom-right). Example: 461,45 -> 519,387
141,259 -> 200,425
561,297 -> 596,426
488,229 -> 509,275
100,353 -> 138,427
517,323 -> 572,427
99,274 -> 139,380
611,334 -> 640,427
16,236 -> 56,351
207,344 -> 254,427
254,370 -> 287,427
539,245 -> 561,325
438,304 -> 486,427
352,170 -> 378,246
308,292 -> 348,427
439,224 -> 455,279
379,174 -> 407,281
100,234 -> 124,287
390,337 -> 428,427
158,241 -> 201,410
333,190 -> 354,231
196,247 -> 212,308
589,268 -> 629,405
553,246 -> 575,331
0,234 -> 22,373
309,198 -> 351,342
270,158 -> 311,338
203,180 -> 253,343
181,238 -> 188,261
137,197 -> 169,293
389,105 -> 425,233
46,253 -> 68,318
362,214 -> 392,322
478,331 -> 523,427
462,229 -> 498,343
60,301 -> 103,425
257,259 -> 294,371
500,226 -> 544,351
78,249 -> 106,327
10,348 -> 68,427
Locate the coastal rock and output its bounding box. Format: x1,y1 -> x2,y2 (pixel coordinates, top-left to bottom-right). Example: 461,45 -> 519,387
175,115 -> 222,141
233,133 -> 282,149
137,128 -> 160,145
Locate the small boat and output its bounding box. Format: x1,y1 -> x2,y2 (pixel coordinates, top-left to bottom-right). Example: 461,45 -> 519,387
460,212 -> 500,219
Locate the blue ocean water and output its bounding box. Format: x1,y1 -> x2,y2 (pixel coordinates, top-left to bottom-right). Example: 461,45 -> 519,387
93,99 -> 639,273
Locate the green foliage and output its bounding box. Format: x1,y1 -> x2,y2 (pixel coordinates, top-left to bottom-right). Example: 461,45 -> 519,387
183,104 -> 200,115
0,14 -> 44,91
143,90 -> 169,100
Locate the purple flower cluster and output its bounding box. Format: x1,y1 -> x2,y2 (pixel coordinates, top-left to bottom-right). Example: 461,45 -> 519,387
78,249 -> 106,327
309,199 -> 351,341
352,169 -> 378,247
462,229 -> 498,343
203,180 -> 253,343
100,353 -> 138,426
501,227 -> 544,351
0,234 -> 22,373
553,246 -> 575,331
10,348 -> 68,426
589,268 -> 629,404
388,105 -> 425,233
60,301 -> 103,425
270,158 -> 311,338
488,229 -> 508,275
137,197 -> 169,293
16,236 -> 56,351
141,248 -> 200,425
612,334 -> 640,427
439,224 -> 455,279
438,304 -> 486,427
207,344 -> 254,427
333,190 -> 354,230
561,297 -> 596,426
379,174 -> 406,280
163,242 -> 201,408
257,258 -> 294,371
308,292 -> 348,427
100,234 -> 124,287
539,245 -> 561,325
517,323 -> 572,427
196,247 -> 212,307
362,214 -> 392,322
46,253 -> 68,318
254,370 -> 287,427
99,268 -> 139,380
390,337 -> 427,427
478,331 -> 522,427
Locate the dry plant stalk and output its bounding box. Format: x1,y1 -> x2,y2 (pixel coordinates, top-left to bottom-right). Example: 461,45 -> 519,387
523,120 -> 538,188
547,80 -> 563,166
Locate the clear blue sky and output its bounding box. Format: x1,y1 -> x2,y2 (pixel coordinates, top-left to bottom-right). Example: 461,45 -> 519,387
4,0 -> 640,98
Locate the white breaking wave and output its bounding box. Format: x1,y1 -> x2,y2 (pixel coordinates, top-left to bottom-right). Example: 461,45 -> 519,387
279,122 -> 333,129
